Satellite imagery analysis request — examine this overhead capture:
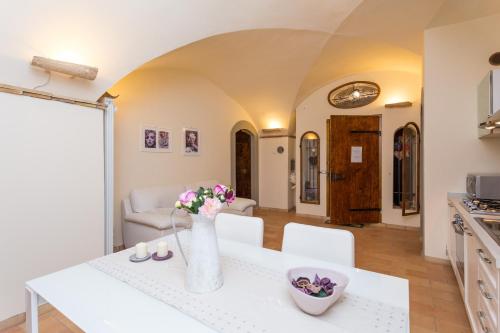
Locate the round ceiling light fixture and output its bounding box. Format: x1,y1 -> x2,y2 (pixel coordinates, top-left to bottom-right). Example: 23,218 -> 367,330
328,81 -> 380,109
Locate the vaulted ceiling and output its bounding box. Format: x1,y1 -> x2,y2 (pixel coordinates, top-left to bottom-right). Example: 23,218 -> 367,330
2,0 -> 500,130
138,0 -> 446,129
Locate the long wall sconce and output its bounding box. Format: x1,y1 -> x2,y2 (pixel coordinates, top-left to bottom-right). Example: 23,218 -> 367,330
31,56 -> 98,80
385,101 -> 413,108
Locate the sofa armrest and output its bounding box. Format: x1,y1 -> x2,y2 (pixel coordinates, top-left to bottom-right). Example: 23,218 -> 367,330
124,208 -> 191,230
122,198 -> 133,216
227,197 -> 257,212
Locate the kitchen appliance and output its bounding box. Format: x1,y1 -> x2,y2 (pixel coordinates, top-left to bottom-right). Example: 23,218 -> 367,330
451,213 -> 465,285
466,174 -> 500,200
475,217 -> 500,246
462,198 -> 500,215
478,69 -> 500,137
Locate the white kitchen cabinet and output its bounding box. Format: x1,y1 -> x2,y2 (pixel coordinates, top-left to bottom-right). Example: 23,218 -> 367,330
448,196 -> 500,333
465,221 -> 480,332
462,219 -> 499,333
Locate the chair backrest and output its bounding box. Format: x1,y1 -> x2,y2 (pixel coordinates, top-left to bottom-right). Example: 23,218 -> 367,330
282,222 -> 355,267
215,213 -> 264,247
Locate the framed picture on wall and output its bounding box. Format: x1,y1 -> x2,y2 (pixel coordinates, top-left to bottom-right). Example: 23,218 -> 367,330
140,125 -> 158,152
183,127 -> 200,155
157,128 -> 173,153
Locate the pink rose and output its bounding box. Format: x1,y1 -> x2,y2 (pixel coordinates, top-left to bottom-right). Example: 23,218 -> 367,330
179,190 -> 197,205
198,197 -> 223,219
213,184 -> 228,195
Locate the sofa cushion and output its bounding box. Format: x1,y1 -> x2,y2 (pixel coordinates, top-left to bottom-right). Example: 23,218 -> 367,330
124,207 -> 191,230
185,179 -> 220,191
226,197 -> 257,212
130,185 -> 185,213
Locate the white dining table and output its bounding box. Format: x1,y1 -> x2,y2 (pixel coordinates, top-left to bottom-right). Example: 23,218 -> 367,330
26,232 -> 409,333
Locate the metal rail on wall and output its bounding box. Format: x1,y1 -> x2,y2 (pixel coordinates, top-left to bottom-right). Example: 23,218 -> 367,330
0,83 -> 105,110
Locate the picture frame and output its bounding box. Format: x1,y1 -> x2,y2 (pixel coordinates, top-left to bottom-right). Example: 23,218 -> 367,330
140,125 -> 158,152
157,128 -> 173,153
183,127 -> 200,155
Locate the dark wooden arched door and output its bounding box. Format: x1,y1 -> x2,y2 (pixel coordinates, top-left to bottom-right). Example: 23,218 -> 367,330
235,130 -> 252,199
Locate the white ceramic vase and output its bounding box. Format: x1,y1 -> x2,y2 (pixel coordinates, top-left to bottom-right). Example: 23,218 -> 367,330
185,213 -> 224,293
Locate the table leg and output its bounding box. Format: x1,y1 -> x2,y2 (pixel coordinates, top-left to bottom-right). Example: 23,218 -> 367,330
25,287 -> 39,333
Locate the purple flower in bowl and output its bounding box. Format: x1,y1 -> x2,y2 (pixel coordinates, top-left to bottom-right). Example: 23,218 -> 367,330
287,267 -> 349,315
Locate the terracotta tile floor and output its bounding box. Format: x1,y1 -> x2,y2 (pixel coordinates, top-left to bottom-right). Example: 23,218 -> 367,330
1,208 -> 471,333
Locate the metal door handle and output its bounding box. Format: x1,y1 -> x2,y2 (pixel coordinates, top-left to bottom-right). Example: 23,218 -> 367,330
452,222 -> 464,235
331,173 -> 345,181
478,280 -> 493,300
477,249 -> 492,264
477,311 -> 490,333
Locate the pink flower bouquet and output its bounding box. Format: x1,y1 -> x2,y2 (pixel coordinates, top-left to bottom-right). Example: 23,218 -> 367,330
175,184 -> 235,219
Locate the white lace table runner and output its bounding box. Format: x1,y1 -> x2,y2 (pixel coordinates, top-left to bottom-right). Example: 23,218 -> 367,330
88,236 -> 407,333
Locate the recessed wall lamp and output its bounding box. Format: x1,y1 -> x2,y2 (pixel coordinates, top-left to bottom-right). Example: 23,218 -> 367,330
31,56 -> 98,80
385,101 -> 413,108
261,128 -> 288,138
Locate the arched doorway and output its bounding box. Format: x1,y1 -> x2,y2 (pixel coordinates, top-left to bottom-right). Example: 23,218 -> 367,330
235,130 -> 252,198
231,120 -> 258,203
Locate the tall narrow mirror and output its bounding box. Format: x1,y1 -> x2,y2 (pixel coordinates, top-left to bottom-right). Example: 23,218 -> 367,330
300,131 -> 320,204
393,122 -> 420,215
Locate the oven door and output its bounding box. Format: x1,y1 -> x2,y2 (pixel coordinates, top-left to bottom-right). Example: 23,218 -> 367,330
453,219 -> 465,286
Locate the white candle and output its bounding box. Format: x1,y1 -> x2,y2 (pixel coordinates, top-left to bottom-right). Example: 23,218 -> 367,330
157,241 -> 168,257
135,242 -> 148,259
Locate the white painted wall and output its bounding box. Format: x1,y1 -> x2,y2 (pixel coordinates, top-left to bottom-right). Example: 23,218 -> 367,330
259,136 -> 295,210
424,14 -> 500,259
111,69 -> 254,246
296,71 -> 422,227
0,93 -> 104,321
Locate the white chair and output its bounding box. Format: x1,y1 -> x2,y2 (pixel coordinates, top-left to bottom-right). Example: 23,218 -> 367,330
215,213 -> 264,247
282,222 -> 355,267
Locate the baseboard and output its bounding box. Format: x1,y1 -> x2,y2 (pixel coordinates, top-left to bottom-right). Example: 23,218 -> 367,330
255,206 -> 294,213
113,244 -> 125,252
424,255 -> 451,265
0,303 -> 53,330
293,212 -> 328,221
371,223 -> 421,231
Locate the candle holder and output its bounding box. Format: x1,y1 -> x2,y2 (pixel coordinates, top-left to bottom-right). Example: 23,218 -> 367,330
129,253 -> 151,263
152,251 -> 173,261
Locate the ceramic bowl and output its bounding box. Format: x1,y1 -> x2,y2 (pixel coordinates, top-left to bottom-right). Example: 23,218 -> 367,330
287,267 -> 349,315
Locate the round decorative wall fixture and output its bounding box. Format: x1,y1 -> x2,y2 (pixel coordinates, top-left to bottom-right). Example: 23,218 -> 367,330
277,146 -> 285,154
327,81 -> 380,109
489,52 -> 500,66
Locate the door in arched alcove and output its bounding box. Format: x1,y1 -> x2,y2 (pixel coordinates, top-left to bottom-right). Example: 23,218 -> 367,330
235,130 -> 252,199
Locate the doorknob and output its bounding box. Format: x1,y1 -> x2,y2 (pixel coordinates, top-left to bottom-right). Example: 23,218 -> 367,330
331,173 -> 345,181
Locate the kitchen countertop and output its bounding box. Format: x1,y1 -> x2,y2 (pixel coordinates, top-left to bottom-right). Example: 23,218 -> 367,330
448,193 -> 500,268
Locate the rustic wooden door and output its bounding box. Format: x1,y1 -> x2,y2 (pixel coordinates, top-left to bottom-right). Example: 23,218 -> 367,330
235,130 -> 252,199
328,115 -> 381,224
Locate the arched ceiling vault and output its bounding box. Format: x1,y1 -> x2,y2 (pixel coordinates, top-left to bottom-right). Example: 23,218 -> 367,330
134,0 -> 446,129
111,0 -> 500,130
2,0 -> 499,130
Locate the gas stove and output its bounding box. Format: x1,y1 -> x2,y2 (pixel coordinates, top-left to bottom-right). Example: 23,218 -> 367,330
475,217 -> 500,246
462,198 -> 500,216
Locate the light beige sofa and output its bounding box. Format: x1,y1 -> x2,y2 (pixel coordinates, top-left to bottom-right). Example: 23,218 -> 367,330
122,180 -> 257,248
